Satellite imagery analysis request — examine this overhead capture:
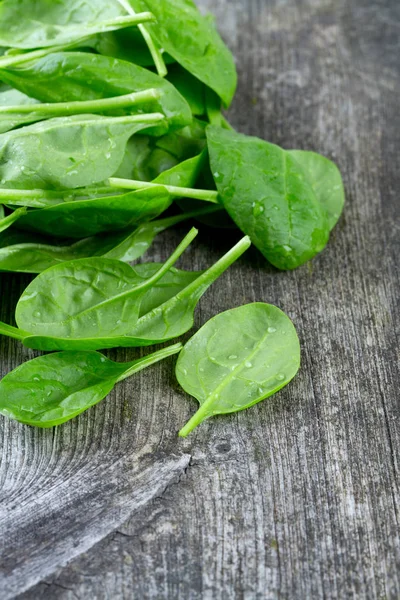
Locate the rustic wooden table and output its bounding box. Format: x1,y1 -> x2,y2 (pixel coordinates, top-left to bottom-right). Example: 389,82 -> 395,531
1,0 -> 399,598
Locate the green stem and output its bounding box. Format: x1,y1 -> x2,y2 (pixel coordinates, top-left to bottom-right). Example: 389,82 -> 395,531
176,235 -> 251,304
132,227 -> 198,292
179,401 -> 212,437
151,205 -> 224,232
0,89 -> 161,115
0,40 -> 90,68
0,207 -> 27,233
109,178 -> 220,204
116,342 -> 182,382
116,0 -> 167,77
0,321 -> 28,341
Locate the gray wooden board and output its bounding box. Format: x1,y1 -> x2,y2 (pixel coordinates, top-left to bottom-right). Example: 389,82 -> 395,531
0,0 -> 399,598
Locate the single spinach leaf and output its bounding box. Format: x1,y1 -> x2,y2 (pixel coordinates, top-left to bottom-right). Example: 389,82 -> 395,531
176,303 -> 301,436
15,228 -> 198,340
0,0 -> 154,49
16,187 -> 172,238
206,126 -> 330,270
0,207 -> 221,273
0,343 -> 182,427
0,52 -> 192,134
131,0 -> 237,106
0,236 -> 250,350
166,64 -> 206,117
0,113 -> 164,190
287,150 -> 345,230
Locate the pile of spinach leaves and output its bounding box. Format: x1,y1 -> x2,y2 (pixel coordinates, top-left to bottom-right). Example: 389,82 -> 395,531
0,0 -> 344,434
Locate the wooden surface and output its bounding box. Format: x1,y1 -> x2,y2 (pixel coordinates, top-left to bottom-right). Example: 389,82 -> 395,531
1,0 -> 399,598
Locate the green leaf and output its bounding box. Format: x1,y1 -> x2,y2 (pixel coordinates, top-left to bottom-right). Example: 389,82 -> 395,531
166,64 -> 206,116
0,343 -> 182,427
0,113 -> 165,190
0,52 -> 192,134
131,0 -> 237,106
288,150 -> 345,230
0,0 -> 154,49
15,228 -> 198,340
16,187 -> 172,238
206,126 -> 331,270
176,303 -> 301,436
0,236 -> 250,351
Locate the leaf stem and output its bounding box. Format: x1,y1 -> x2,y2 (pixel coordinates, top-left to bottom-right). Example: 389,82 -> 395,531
131,226 -> 198,292
0,89 -> 162,115
0,321 -> 28,341
0,207 -> 27,233
109,178 -> 220,204
116,342 -> 182,382
175,235 -> 251,303
116,0 -> 167,77
179,401 -> 212,437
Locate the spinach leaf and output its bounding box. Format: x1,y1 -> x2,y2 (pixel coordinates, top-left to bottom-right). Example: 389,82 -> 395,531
0,207 -> 27,233
0,0 -> 154,49
0,113 -> 164,190
130,0 -> 237,106
176,303 -> 301,436
287,150 -> 345,230
0,52 -> 192,134
0,207 -> 221,273
155,119 -> 207,162
206,126 -> 330,270
0,236 -> 250,350
16,187 -> 172,238
166,64 -> 206,117
15,228 -> 198,340
0,343 -> 182,427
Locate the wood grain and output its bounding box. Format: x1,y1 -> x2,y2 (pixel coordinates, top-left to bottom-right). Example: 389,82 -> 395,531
1,0 -> 399,598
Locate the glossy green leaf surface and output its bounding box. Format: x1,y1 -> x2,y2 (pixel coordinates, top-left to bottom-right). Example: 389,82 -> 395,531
17,186 -> 171,238
0,114 -> 164,190
176,303 -> 301,436
16,229 -> 198,340
206,126 -> 331,270
131,0 -> 237,106
0,0 -> 153,49
288,150 -> 345,230
0,52 -> 192,134
0,343 -> 182,427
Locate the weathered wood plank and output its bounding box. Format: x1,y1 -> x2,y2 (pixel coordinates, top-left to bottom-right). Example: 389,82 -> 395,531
1,0 -> 399,598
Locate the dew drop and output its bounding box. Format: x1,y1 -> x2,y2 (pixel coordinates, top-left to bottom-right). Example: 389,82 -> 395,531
245,361 -> 252,368
283,245 -> 292,252
199,367 -> 204,372
276,374 -> 285,381
181,368 -> 187,376
267,327 -> 276,333
33,376 -> 40,382
105,152 -> 111,159
33,311 -> 41,318
213,171 -> 220,178
258,387 -> 264,394
228,354 -> 237,360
